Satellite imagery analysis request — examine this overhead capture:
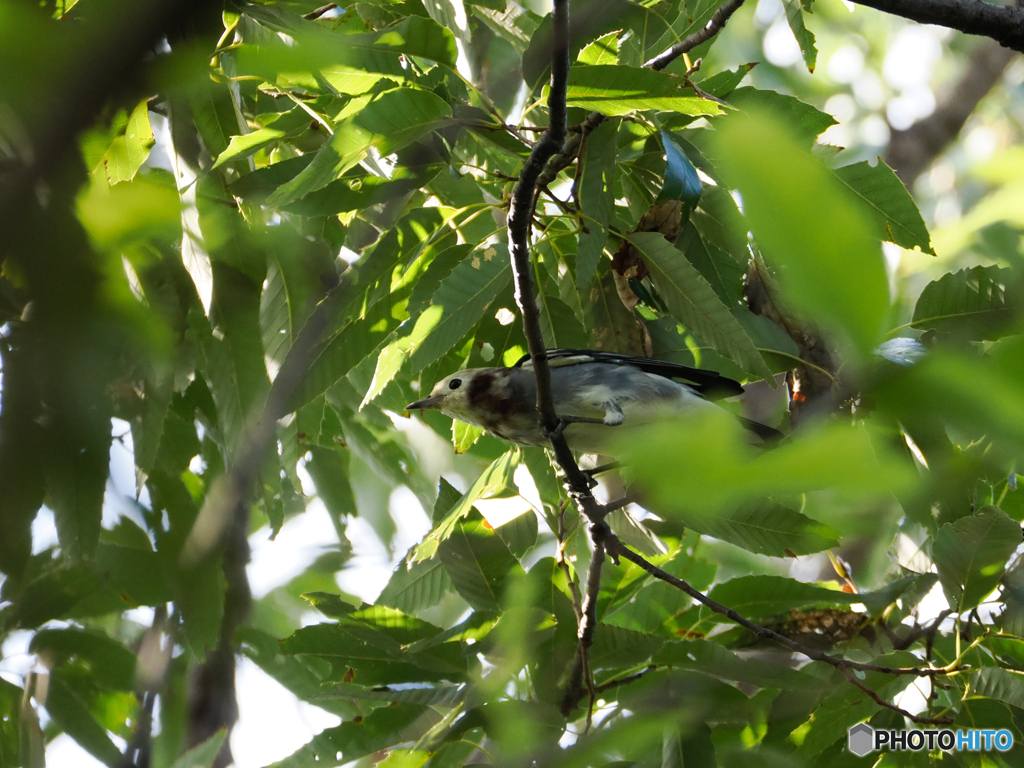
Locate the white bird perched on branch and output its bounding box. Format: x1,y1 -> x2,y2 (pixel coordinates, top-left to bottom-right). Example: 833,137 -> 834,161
406,349 -> 780,454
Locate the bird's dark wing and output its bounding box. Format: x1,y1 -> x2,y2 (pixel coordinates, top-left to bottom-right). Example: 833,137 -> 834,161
513,348 -> 744,399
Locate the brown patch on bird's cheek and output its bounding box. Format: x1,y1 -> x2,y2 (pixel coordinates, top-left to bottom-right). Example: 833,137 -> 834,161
466,369 -> 532,433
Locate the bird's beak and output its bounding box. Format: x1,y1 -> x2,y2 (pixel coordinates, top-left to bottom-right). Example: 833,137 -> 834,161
406,394 -> 445,411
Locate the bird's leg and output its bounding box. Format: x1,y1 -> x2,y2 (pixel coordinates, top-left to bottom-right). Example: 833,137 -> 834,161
583,461 -> 621,480
551,402 -> 625,438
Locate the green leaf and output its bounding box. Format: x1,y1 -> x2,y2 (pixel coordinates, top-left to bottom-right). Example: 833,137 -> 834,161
701,575 -> 859,625
669,500 -> 839,557
576,119 -> 618,293
439,514 -> 523,611
655,639 -> 827,690
239,628 -> 363,719
45,671 -> 122,767
407,243 -> 475,317
281,622 -> 466,685
798,653 -> 918,756
696,65 -> 756,98
365,243 -> 510,403
662,721 -> 716,768
177,555 -> 226,658
293,296 -> 406,410
188,78 -> 240,160
585,264 -> 647,353
213,108 -> 311,170
305,446 -> 357,524
273,704 -> 430,767
933,506 -> 1021,611
199,264 -> 271,452
349,16 -> 460,66
626,232 -> 771,379
93,99 -> 155,184
725,87 -> 836,145
267,88 -> 452,208
834,160 -> 934,254
337,408 -> 435,513
618,413 -> 911,522
712,108 -> 889,360
452,420 -> 486,453
783,1 -> 817,73
578,31 -> 619,65
0,677 -> 22,767
658,131 -> 702,207
415,449 -> 519,560
589,624 -> 664,670
407,244 -> 511,371
675,221 -> 744,306
566,66 -> 723,116
968,667 -> 1024,709
30,629 -> 136,691
911,266 -> 1018,339
378,554 -> 455,614
47,430 -> 108,562
539,294 -> 588,349
169,730 -> 227,768
259,248 -> 321,366
494,509 -> 538,560
235,9 -> 408,93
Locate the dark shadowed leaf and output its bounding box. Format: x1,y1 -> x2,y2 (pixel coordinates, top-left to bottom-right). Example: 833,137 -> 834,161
834,160 -> 934,254
911,265 -> 1019,339
576,119 -> 618,293
626,232 -> 770,379
933,507 -> 1021,611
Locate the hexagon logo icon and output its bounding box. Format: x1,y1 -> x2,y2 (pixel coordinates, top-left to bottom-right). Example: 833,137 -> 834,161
848,723 -> 874,757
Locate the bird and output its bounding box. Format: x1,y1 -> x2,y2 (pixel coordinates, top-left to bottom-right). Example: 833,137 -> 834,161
405,349 -> 779,454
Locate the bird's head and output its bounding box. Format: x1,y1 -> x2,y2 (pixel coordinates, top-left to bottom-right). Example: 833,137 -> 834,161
405,369 -> 492,425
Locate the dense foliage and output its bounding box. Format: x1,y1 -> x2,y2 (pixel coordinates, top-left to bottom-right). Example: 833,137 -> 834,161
1,1 -> 1023,767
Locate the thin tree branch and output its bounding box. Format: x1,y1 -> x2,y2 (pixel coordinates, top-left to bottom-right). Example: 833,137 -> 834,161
886,40 -> 1016,186
507,0 -> 618,722
559,529 -> 607,719
601,532 -> 961,723
835,664 -> 950,726
850,0 -> 1024,53
303,3 -> 338,19
594,664 -> 658,693
507,0 -> 604,520
644,0 -> 747,71
537,0 -> 745,208
509,0 -> 753,721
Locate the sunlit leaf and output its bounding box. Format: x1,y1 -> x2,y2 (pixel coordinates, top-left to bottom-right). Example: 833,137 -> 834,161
415,449 -> 519,560
784,1 -> 817,72
267,88 -> 452,207
566,65 -> 723,116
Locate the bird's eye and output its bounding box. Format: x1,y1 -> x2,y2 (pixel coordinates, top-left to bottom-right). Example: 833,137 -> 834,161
448,378 -> 462,390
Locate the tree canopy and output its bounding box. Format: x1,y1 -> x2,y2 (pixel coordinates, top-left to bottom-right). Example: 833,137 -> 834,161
1,0 -> 1023,767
